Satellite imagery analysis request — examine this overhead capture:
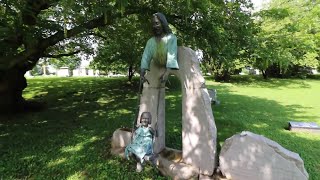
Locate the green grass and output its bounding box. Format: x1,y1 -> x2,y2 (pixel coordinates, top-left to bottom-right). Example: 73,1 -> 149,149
0,76 -> 319,179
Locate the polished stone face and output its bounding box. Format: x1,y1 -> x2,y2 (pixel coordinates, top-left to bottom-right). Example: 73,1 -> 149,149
152,16 -> 163,37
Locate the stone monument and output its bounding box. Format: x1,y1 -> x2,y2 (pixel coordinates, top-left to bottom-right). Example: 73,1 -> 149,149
111,12 -> 217,179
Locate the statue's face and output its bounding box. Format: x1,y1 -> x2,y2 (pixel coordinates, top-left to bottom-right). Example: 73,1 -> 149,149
141,117 -> 149,127
152,16 -> 163,37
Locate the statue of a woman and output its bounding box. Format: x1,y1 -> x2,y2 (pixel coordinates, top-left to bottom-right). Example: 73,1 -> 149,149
140,12 -> 179,83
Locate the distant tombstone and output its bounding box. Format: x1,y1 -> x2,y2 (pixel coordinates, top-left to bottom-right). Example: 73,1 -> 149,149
88,69 -> 95,76
25,71 -> 32,77
78,67 -> 88,76
208,89 -> 220,104
288,121 -> 320,133
311,69 -> 318,74
95,70 -> 100,76
72,69 -> 80,76
56,67 -> 70,77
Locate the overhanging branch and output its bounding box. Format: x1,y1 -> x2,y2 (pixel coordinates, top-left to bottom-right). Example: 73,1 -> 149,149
43,50 -> 81,58
87,32 -> 108,40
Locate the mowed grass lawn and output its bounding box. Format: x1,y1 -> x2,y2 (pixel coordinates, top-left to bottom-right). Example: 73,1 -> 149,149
0,76 -> 319,179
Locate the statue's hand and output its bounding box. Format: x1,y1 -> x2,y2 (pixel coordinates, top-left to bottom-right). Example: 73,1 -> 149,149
140,68 -> 149,84
140,68 -> 146,78
160,69 -> 169,83
140,75 -> 145,83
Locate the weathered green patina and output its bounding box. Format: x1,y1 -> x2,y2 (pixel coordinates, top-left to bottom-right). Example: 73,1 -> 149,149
141,34 -> 179,70
125,126 -> 153,163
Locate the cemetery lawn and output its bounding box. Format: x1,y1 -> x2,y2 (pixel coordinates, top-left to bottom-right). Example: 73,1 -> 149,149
1,76 -> 319,179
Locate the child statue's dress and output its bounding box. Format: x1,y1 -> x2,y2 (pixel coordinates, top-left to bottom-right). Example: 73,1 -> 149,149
125,127 -> 153,163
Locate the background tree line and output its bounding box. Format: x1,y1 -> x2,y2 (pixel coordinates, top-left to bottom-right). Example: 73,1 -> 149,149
0,0 -> 319,112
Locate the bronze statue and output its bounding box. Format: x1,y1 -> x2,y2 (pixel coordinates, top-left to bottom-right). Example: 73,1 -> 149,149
140,12 -> 179,83
125,112 -> 156,172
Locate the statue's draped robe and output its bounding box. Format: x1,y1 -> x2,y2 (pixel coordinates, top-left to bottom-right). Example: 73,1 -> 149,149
125,127 -> 153,163
141,34 -> 179,70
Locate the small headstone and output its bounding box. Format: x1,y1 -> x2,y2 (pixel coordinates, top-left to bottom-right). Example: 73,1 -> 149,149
288,121 -> 320,133
208,89 -> 220,105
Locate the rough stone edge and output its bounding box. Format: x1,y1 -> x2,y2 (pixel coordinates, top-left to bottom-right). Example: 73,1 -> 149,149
240,131 -> 309,179
157,155 -> 199,180
219,131 -> 309,179
111,147 -> 126,158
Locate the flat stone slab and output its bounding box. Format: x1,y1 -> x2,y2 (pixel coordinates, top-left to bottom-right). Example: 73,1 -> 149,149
289,121 -> 320,133
219,131 -> 309,180
157,148 -> 199,179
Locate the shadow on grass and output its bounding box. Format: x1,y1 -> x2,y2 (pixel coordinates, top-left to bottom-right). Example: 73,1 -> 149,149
0,77 -> 165,179
0,77 -> 319,179
211,84 -> 320,180
165,79 -> 319,179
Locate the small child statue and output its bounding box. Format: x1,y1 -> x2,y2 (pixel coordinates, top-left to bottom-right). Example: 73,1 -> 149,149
125,112 -> 156,172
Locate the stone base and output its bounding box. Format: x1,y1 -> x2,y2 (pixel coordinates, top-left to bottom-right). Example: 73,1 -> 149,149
111,147 -> 126,158
157,148 -> 199,180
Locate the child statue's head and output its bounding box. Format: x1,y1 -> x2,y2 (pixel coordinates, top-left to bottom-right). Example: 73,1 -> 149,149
140,112 -> 152,127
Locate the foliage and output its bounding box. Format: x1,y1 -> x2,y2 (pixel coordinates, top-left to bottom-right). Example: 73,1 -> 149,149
49,56 -> 81,70
180,0 -> 256,81
89,1 -> 257,82
30,64 -> 44,76
1,77 -> 319,179
252,0 -> 320,78
90,15 -> 149,80
0,0 -> 145,71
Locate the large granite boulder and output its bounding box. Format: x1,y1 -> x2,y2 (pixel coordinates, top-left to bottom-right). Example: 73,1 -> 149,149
219,131 -> 309,180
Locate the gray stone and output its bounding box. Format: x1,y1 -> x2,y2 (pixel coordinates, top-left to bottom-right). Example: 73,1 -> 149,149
110,128 -> 132,157
219,131 -> 309,180
157,148 -> 199,180
289,121 -> 320,133
208,89 -> 220,104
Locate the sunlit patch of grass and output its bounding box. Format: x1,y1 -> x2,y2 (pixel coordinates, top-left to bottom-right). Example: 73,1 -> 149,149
47,158 -> 67,167
0,76 -> 319,179
66,171 -> 88,180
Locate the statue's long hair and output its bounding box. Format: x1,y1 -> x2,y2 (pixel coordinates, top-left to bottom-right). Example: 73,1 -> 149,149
153,12 -> 172,34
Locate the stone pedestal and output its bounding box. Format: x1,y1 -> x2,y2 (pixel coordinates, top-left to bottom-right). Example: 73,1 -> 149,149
138,62 -> 167,154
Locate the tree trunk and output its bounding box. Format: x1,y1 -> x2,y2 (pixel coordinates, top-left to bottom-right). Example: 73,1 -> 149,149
214,71 -> 231,82
261,70 -> 268,79
128,65 -> 134,82
0,66 -> 46,114
0,67 -> 27,113
42,64 -> 47,75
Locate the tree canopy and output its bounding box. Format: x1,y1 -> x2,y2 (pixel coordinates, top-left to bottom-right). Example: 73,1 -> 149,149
5,0 -> 309,111
252,0 -> 320,78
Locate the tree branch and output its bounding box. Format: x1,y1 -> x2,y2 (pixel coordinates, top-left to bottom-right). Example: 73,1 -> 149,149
43,50 -> 81,58
0,4 -> 156,70
22,0 -> 59,25
87,32 -> 108,40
